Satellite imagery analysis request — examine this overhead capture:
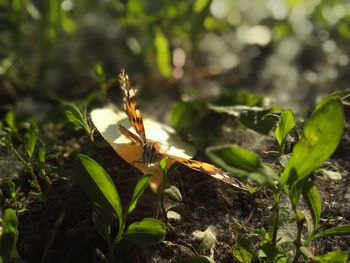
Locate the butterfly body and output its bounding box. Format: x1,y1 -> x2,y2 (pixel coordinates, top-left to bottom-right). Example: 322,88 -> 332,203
118,69 -> 248,191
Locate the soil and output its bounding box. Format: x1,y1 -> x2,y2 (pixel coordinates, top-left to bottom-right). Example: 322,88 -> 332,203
7,102 -> 350,263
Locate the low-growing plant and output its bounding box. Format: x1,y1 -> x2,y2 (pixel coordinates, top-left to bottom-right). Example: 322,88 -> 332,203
275,109 -> 296,155
64,104 -> 94,142
0,111 -> 50,194
206,94 -> 350,262
158,158 -> 185,227
0,208 -> 18,263
76,154 -> 166,262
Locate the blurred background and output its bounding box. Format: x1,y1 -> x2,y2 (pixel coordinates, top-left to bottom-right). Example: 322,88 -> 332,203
1,0 -> 350,116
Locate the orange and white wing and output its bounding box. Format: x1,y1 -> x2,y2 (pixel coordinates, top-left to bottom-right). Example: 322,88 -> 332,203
165,154 -> 248,191
118,125 -> 143,146
118,68 -> 147,143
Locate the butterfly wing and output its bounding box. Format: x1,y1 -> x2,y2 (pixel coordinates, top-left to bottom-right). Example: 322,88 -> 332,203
164,154 -> 248,191
118,125 -> 143,146
119,68 -> 147,143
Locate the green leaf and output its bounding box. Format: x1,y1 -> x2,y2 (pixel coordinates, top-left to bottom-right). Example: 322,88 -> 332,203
239,107 -> 280,135
275,109 -> 295,146
232,234 -> 255,263
289,180 -> 303,209
280,99 -> 344,187
176,256 -> 214,263
128,174 -> 152,214
94,63 -> 105,81
3,181 -> 16,200
260,242 -> 287,263
37,139 -> 46,164
164,185 -> 182,202
159,157 -> 167,171
65,104 -> 90,133
124,218 -> 166,246
154,28 -> 171,78
314,224 -> 350,239
4,111 -> 15,130
24,127 -> 38,159
302,179 -> 321,228
209,105 -> 280,135
314,90 -> 350,112
312,250 -> 348,263
206,145 -> 278,185
76,154 -> 122,230
206,145 -> 260,172
0,208 -> 18,262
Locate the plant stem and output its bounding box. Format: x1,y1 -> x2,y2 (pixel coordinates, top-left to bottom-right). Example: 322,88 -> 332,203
160,168 -> 168,224
290,202 -> 306,263
10,145 -> 42,193
271,191 -> 280,245
27,163 -> 43,193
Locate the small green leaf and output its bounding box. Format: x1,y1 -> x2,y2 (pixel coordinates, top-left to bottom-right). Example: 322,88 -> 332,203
314,224 -> 350,239
232,234 -> 255,263
289,180 -> 303,209
3,181 -> 16,200
314,90 -> 350,112
164,185 -> 182,202
312,250 -> 348,263
128,174 -> 152,214
0,208 -> 18,262
176,256 -> 214,263
37,139 -> 46,164
280,99 -> 344,187
239,107 -> 280,135
159,157 -> 167,171
302,179 -> 321,228
260,242 -> 287,263
206,145 -> 278,185
154,28 -> 171,78
95,63 -> 105,81
275,109 -> 295,146
4,111 -> 15,130
124,218 -> 166,246
76,154 -> 122,230
65,104 -> 90,133
206,145 -> 260,172
208,105 -> 280,135
24,127 -> 38,159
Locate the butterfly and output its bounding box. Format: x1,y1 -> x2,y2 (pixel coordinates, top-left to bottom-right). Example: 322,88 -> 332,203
118,68 -> 248,191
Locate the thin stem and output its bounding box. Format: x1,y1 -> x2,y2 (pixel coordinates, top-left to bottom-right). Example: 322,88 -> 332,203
271,191 -> 280,245
160,167 -> 168,224
292,215 -> 305,263
27,162 -> 43,193
9,145 -> 42,193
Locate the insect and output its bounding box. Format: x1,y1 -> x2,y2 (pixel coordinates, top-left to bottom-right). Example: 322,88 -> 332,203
118,68 -> 248,191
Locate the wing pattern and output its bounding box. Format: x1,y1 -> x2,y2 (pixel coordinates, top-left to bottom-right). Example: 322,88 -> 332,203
118,68 -> 248,191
